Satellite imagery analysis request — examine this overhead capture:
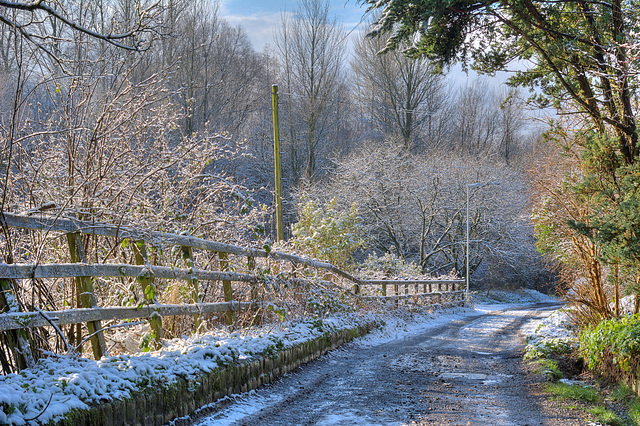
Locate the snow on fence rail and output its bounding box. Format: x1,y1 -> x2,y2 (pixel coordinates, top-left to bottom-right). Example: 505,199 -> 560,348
0,301 -> 252,332
1,212 -> 365,285
0,211 -> 463,371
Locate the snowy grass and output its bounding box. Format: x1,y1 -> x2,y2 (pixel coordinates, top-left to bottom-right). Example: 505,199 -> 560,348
0,314 -> 376,425
524,308 -> 578,360
472,288 -> 558,306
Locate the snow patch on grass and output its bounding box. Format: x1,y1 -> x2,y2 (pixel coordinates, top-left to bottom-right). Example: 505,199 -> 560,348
472,288 -> 558,306
0,314 -> 374,425
524,309 -> 578,360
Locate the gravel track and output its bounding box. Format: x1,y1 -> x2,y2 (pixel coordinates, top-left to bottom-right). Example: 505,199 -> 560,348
195,303 -> 586,426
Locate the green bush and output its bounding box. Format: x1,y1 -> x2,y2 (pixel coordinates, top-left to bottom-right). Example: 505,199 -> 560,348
580,314 -> 640,373
292,197 -> 366,269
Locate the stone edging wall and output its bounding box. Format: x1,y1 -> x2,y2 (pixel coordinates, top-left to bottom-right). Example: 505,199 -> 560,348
53,322 -> 377,426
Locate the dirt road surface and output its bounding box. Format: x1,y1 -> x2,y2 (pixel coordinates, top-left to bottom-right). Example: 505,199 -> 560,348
194,303 -> 586,426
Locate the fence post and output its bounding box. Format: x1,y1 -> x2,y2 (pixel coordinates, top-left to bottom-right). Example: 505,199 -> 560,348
247,255 -> 260,324
0,279 -> 35,372
219,252 -> 235,325
382,283 -> 387,297
180,246 -> 201,331
132,241 -> 163,348
67,232 -> 106,359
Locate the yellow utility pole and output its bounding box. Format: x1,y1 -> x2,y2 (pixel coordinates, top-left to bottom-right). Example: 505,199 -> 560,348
272,84 -> 284,242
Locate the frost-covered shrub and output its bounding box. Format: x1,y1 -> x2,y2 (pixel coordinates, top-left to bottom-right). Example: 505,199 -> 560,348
359,252 -> 425,279
292,197 -> 367,269
307,288 -> 356,317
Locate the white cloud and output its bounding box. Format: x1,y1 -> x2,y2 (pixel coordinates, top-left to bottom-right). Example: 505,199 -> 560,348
224,11 -> 286,51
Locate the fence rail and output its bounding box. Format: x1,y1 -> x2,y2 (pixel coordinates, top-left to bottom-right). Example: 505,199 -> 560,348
0,302 -> 253,332
361,290 -> 466,301
0,263 -> 258,283
2,213 -> 365,284
0,211 -> 464,370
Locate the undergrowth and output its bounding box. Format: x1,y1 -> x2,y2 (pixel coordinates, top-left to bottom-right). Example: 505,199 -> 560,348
525,310 -> 640,425
545,382 -> 600,403
580,314 -> 640,381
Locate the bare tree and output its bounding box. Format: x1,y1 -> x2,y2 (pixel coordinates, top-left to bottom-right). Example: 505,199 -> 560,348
315,140 -> 542,286
153,0 -> 266,137
275,0 -> 346,183
498,87 -> 525,166
450,81 -> 500,155
0,0 -> 161,62
351,26 -> 447,151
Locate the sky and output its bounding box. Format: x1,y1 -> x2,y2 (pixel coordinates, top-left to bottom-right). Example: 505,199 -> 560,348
219,0 -> 371,52
217,0 -> 509,90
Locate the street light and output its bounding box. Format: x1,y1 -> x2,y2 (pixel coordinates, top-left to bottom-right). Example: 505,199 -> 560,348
465,182 -> 499,304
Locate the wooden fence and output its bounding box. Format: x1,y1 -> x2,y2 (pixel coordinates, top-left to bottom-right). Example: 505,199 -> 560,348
0,211 -> 463,371
358,279 -> 464,301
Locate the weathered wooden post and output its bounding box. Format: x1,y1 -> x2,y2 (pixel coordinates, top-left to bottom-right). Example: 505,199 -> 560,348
247,255 -> 260,324
132,240 -> 162,348
219,252 -> 235,325
395,283 -> 399,306
382,283 -> 387,297
181,245 -> 201,331
67,232 -> 106,359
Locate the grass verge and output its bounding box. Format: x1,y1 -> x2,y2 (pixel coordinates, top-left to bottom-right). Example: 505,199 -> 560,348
525,353 -> 640,425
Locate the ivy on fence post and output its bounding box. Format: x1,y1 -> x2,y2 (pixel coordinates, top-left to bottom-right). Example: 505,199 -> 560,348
67,232 -> 106,359
0,279 -> 35,372
132,240 -> 163,348
218,252 -> 235,325
180,246 -> 201,332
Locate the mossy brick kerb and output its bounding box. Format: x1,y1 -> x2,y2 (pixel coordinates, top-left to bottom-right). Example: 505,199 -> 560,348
51,323 -> 376,426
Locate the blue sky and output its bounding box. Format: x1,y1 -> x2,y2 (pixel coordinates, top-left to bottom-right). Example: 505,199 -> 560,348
217,0 -> 518,91
219,0 -> 370,52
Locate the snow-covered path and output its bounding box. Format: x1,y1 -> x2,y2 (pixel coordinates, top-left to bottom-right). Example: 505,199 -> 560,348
193,302 -> 582,426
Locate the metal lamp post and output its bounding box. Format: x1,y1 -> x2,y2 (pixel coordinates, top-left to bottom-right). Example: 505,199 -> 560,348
465,182 -> 499,303
466,183 -> 483,302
